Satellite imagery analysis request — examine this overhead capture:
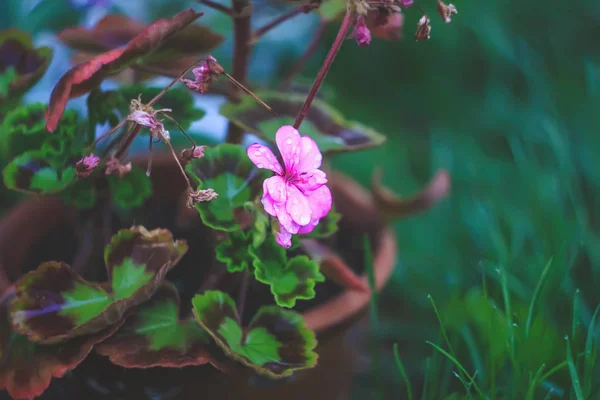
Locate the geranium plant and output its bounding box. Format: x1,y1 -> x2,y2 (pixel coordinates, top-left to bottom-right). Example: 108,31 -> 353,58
0,0 -> 456,398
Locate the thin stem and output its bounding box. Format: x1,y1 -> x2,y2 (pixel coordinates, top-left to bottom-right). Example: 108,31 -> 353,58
293,10 -> 353,129
164,138 -> 193,189
281,22 -> 327,89
92,119 -> 127,148
115,124 -> 142,159
237,268 -> 250,320
147,135 -> 154,176
161,113 -> 198,147
147,59 -> 205,107
225,6 -> 252,144
222,71 -> 276,114
197,0 -> 232,15
250,4 -> 318,44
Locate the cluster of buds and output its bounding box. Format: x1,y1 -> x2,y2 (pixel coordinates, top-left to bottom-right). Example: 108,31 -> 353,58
75,154 -> 100,178
180,55 -> 224,94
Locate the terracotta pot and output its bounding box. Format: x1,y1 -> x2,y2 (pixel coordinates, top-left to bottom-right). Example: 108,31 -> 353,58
0,157 -> 396,399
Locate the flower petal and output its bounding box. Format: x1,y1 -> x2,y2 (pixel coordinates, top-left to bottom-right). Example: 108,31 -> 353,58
247,143 -> 283,174
274,202 -> 299,234
261,181 -> 277,217
306,184 -> 332,220
128,110 -> 156,128
297,135 -> 323,172
275,125 -> 301,172
295,168 -> 327,194
265,176 -> 287,204
275,226 -> 292,248
286,184 -> 312,226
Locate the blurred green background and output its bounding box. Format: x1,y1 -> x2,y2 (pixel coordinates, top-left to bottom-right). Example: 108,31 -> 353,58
2,0 -> 600,398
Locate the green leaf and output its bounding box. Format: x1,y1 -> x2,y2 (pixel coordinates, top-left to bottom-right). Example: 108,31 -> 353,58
9,226 -> 188,344
96,283 -> 220,369
2,151 -> 76,194
318,0 -> 346,22
220,92 -> 386,154
186,144 -> 270,231
250,236 -> 325,308
1,102 -> 48,159
0,296 -> 124,400
61,178 -> 97,209
216,231 -> 254,273
0,28 -> 53,103
108,166 -> 153,208
192,290 -> 318,378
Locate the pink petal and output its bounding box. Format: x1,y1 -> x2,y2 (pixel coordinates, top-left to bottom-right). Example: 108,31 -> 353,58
247,143 -> 283,174
306,184 -> 332,220
297,219 -> 319,234
274,202 -> 299,234
128,110 -> 156,128
295,168 -> 327,193
285,184 -> 312,226
275,125 -> 301,172
297,136 -> 323,172
261,181 -> 277,217
275,226 -> 292,248
265,176 -> 287,204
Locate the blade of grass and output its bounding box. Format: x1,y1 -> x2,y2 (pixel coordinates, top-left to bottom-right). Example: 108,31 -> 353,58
573,289 -> 581,342
525,363 -> 546,400
426,341 -> 487,399
421,357 -> 431,400
566,337 -> 585,400
452,370 -> 473,398
525,257 -> 554,337
393,343 -> 413,400
583,304 -> 600,396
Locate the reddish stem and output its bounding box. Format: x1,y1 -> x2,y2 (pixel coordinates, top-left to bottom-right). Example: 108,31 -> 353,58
225,10 -> 252,144
293,10 -> 353,130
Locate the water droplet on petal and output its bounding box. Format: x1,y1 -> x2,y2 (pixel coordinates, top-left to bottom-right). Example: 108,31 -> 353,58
269,164 -> 274,169
286,138 -> 293,145
259,147 -> 266,153
300,215 -> 310,225
257,163 -> 264,168
254,150 -> 262,156
316,154 -> 322,161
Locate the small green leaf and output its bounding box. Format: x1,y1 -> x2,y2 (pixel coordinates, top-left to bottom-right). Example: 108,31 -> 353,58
252,209 -> 270,248
192,290 -> 318,378
186,144 -> 270,232
303,207 -> 341,239
61,178 -> 97,209
108,166 -> 152,208
96,283 -> 219,369
220,92 -> 386,154
9,227 -> 188,344
250,237 -> 325,308
0,297 -> 123,400
1,102 -> 47,159
0,66 -> 17,97
216,231 -> 254,273
3,151 -> 76,194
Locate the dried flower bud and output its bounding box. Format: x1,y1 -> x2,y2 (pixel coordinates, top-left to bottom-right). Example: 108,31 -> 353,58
75,154 -> 100,178
181,55 -> 223,94
186,187 -> 218,208
181,145 -> 207,164
353,16 -> 372,47
128,98 -> 172,141
368,10 -> 404,40
415,15 -> 431,41
437,0 -> 457,23
105,158 -> 132,178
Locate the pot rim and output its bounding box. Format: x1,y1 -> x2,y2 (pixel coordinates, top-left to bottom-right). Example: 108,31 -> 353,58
0,162 -> 397,334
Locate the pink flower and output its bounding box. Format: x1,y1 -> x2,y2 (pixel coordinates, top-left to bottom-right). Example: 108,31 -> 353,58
353,16 -> 372,47
181,55 -> 222,94
75,154 -> 100,178
128,110 -> 170,141
247,126 -> 332,248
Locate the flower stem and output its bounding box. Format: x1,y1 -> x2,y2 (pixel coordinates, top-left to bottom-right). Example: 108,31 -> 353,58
225,4 -> 253,144
237,268 -> 250,321
293,10 -> 352,130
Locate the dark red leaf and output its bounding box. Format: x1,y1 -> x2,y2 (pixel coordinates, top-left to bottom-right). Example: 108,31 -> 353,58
45,9 -> 203,132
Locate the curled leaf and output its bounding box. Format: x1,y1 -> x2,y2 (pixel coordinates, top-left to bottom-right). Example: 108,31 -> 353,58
192,290 -> 318,378
0,295 -> 123,400
216,231 -> 254,273
220,92 -> 386,154
250,236 -> 325,308
0,29 -> 53,104
300,239 -> 368,292
96,283 -> 216,369
2,151 -> 76,194
371,168 -> 451,219
45,9 -> 203,132
9,227 -> 187,344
